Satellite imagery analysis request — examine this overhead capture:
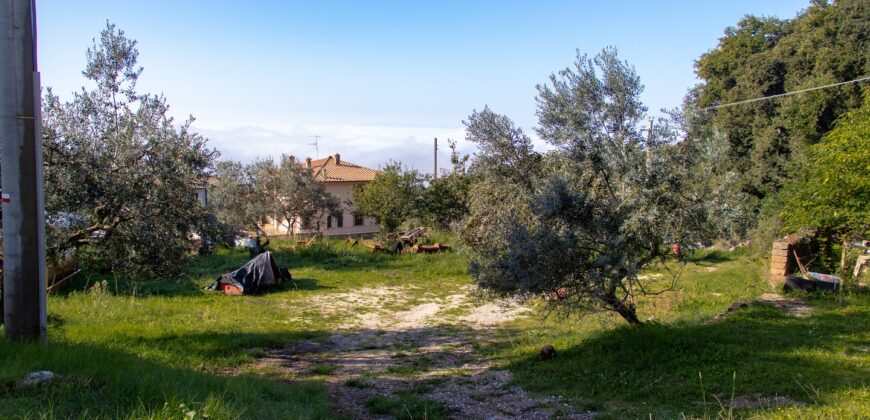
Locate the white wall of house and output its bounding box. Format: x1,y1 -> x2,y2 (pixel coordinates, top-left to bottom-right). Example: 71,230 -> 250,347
264,181 -> 379,237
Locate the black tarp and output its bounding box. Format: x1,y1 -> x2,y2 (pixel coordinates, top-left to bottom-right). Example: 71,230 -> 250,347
206,251 -> 290,295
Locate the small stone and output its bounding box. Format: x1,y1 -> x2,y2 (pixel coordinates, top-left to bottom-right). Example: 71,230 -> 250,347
21,370 -> 56,386
539,344 -> 556,360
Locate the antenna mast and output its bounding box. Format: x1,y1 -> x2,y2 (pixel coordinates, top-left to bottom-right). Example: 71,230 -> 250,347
308,134 -> 321,159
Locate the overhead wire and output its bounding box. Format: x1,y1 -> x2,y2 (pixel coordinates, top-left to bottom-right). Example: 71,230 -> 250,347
700,75 -> 870,111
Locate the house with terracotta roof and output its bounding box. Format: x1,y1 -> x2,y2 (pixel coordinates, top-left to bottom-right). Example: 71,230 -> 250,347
264,153 -> 381,237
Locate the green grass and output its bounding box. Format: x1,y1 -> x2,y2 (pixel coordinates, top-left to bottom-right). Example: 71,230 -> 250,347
364,391 -> 449,419
487,250 -> 870,418
0,237 -> 471,419
1,238 -> 867,418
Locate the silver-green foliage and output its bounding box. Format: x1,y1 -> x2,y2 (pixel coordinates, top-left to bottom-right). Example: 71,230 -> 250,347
461,48 -> 744,324
41,23 -> 217,278
210,155 -> 340,236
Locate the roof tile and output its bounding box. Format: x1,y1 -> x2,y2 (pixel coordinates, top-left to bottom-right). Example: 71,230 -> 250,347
309,155 -> 378,182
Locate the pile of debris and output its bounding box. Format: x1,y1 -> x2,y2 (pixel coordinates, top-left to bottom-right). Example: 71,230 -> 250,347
410,242 -> 452,254
784,248 -> 842,292
346,227 -> 453,256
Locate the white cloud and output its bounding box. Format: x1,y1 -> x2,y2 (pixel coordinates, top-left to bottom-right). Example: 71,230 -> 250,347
193,122 -> 473,175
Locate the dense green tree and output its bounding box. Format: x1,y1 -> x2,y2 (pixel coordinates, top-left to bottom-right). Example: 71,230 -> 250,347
40,23 -> 217,278
353,162 -> 424,233
696,0 -> 869,201
461,49 -> 736,324
781,90 -> 870,237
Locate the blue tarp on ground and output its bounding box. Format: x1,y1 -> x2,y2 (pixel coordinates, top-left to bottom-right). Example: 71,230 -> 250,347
206,251 -> 290,295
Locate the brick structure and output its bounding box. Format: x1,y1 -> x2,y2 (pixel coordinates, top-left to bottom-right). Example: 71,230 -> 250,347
770,240 -> 792,284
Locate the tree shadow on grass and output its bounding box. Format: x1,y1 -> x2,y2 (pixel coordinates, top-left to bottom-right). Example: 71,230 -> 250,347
51,272 -> 207,298
503,305 -> 869,416
282,277 -> 336,292
685,249 -> 739,264
0,338 -> 330,419
54,268 -> 335,299
0,327 -> 462,418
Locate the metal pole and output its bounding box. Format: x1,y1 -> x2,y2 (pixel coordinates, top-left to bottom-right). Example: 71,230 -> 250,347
433,137 -> 437,180
1,0 -> 47,342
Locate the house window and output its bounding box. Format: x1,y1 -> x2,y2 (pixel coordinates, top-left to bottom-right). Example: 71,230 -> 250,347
301,217 -> 312,230
328,213 -> 343,229
353,213 -> 364,226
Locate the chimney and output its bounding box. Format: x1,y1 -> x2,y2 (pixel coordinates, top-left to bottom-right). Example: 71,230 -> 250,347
288,155 -> 296,166
305,157 -> 312,168
334,153 -> 341,165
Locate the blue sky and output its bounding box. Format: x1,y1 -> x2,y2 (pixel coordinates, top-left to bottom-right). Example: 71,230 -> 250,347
37,0 -> 808,173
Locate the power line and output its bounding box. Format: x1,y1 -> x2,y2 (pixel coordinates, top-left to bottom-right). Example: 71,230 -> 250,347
701,75 -> 870,111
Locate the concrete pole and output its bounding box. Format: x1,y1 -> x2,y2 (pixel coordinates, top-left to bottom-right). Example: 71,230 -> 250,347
1,0 -> 47,342
645,117 -> 653,167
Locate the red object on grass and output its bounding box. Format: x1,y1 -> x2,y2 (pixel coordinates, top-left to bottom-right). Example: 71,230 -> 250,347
672,243 -> 680,255
218,283 -> 243,295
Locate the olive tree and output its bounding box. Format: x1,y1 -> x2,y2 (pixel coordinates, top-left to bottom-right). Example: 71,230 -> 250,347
41,23 -> 218,278
461,48 -> 736,324
210,155 -> 339,239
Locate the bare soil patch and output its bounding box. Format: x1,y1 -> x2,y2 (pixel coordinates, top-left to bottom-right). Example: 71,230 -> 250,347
756,293 -> 813,317
713,293 -> 813,321
260,285 -> 592,419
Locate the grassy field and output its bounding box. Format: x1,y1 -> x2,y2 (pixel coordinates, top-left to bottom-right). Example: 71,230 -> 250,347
1,236 -> 868,418
0,234 -> 471,419
488,251 -> 870,418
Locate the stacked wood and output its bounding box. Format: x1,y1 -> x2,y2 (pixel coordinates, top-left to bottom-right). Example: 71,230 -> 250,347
412,242 -> 452,254
345,237 -> 359,247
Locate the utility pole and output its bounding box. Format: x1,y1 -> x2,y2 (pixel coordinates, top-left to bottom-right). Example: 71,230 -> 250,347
433,137 -> 438,180
646,117 -> 654,146
1,0 -> 47,341
645,117 -> 654,167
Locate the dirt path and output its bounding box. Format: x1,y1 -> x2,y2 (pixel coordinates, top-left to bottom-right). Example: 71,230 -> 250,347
259,286 -> 592,419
